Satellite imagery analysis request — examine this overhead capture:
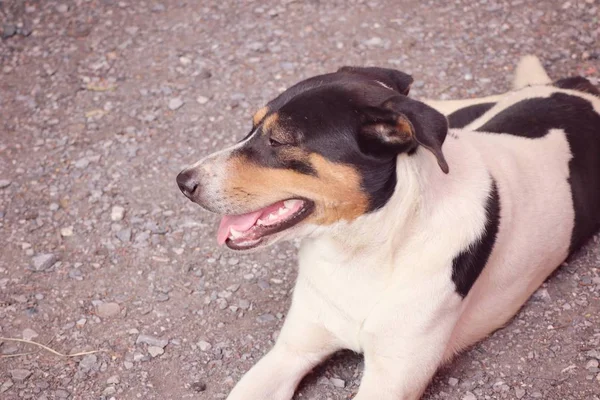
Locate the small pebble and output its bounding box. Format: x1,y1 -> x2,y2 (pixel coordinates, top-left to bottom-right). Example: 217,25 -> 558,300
148,346 -> 164,357
197,340 -> 212,351
136,334 -> 168,348
31,253 -> 58,272
22,328 -> 38,341
116,228 -> 132,242
111,206 -> 125,222
10,369 -> 32,382
102,386 -> 116,396
330,378 -> 345,388
463,392 -> 477,400
2,24 -> 17,39
168,98 -> 184,110
586,359 -> 599,369
96,302 -> 121,318
0,179 -> 11,189
191,381 -> 207,392
60,226 -> 74,237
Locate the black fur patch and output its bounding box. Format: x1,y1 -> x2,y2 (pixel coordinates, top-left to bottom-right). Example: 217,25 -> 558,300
447,103 -> 496,129
554,77 -> 600,96
451,180 -> 500,297
476,93 -> 600,253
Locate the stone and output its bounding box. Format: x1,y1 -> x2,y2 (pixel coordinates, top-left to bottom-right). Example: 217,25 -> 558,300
96,302 -> 121,318
111,206 -> 125,221
515,387 -> 526,399
31,253 -> 58,271
0,179 -> 11,189
168,98 -> 184,110
462,392 -> 477,400
60,226 -> 74,237
69,268 -> 84,280
0,380 -> 13,393
124,361 -> 134,369
148,346 -> 164,357
587,359 -> 599,369
10,369 -> 32,382
197,340 -> 212,351
103,386 -> 116,395
448,377 -> 459,386
364,37 -> 383,47
136,334 -> 168,348
532,288 -> 552,302
257,313 -> 276,323
78,354 -> 98,372
22,328 -> 39,341
107,375 -> 120,385
196,96 -> 209,104
330,378 -> 345,388
191,381 -> 207,392
2,24 -> 17,39
238,299 -> 250,310
56,4 -> 69,13
74,158 -> 89,169
116,228 -> 132,242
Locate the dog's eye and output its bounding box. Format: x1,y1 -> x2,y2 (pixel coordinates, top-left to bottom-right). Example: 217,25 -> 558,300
269,137 -> 284,147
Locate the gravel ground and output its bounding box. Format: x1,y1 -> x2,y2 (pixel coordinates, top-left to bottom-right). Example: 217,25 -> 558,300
1,0 -> 599,399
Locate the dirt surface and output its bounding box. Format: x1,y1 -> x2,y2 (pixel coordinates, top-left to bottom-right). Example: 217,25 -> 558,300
1,0 -> 600,399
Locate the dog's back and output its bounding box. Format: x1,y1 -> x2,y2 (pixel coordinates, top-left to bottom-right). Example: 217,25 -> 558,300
443,81 -> 600,355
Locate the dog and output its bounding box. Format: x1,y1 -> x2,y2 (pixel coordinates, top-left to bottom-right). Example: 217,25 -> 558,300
176,56 -> 600,399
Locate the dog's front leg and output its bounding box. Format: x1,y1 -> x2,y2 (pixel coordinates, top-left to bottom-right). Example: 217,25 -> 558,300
227,300 -> 340,400
353,290 -> 463,400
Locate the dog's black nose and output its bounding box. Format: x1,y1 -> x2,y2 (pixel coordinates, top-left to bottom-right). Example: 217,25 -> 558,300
176,169 -> 199,198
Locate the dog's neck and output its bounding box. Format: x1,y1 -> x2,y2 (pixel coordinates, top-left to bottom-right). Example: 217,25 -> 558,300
301,134 -> 491,264
303,147 -> 448,257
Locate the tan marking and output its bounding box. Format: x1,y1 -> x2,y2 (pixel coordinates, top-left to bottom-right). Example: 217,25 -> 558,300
252,107 -> 269,126
262,113 -> 279,132
396,116 -> 414,141
225,153 -> 369,225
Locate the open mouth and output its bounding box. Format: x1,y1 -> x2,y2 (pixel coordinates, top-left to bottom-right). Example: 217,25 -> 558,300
217,199 -> 314,250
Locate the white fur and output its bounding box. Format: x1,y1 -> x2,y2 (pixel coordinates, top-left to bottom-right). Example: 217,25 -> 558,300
512,54 -> 552,89
226,76 -> 600,398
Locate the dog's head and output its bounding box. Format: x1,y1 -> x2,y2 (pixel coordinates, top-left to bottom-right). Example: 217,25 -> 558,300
177,67 -> 449,251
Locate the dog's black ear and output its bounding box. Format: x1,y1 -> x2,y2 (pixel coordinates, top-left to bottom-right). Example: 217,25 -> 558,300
360,96 -> 450,174
338,66 -> 414,95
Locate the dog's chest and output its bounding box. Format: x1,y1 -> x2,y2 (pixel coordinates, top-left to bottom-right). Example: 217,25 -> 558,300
294,244 -> 392,350
294,237 -> 455,352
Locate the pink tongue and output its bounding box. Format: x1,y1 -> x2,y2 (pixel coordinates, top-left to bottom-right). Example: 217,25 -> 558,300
217,210 -> 263,245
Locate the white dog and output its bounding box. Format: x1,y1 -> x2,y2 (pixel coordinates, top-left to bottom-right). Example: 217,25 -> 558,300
177,56 -> 600,399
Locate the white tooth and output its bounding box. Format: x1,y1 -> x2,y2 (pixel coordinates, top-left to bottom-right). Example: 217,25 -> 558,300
278,207 -> 287,216
283,200 -> 297,209
229,228 -> 244,239
256,219 -> 265,226
284,199 -> 302,209
267,213 -> 277,222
